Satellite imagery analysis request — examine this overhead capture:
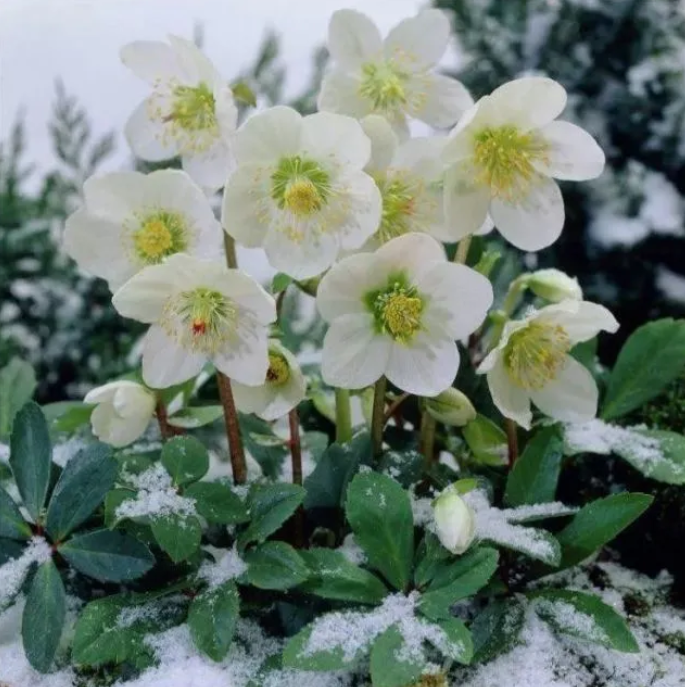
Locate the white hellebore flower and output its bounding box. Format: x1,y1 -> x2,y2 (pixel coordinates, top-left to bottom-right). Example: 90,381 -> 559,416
222,106 -> 382,279
121,35 -> 237,191
112,254 -> 276,389
479,300 -> 619,429
232,340 -> 307,421
528,268 -> 583,303
85,381 -> 156,448
64,170 -> 221,292
443,77 -> 605,251
317,233 -> 493,396
433,488 -> 476,555
319,9 -> 472,137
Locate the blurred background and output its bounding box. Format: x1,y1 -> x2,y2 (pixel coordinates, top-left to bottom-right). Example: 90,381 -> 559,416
2,0 -> 685,403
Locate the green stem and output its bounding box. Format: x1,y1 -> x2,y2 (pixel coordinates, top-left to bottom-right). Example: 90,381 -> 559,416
371,376 -> 387,458
419,411 -> 437,467
223,232 -> 238,269
454,235 -> 473,264
335,388 -> 352,444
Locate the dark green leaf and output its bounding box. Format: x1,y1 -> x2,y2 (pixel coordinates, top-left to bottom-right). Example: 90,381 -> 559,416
570,338 -> 597,371
301,548 -> 387,604
370,625 -> 425,687
345,472 -> 414,592
185,481 -> 249,524
283,622 -> 358,671
232,80 -> 257,106
557,493 -> 653,568
602,319 -> 685,420
42,402 -> 94,434
104,488 -> 136,528
0,485 -> 31,540
244,541 -> 309,590
46,442 -> 116,540
414,532 -> 451,590
504,427 -> 563,506
59,529 -> 155,582
167,406 -> 224,429
188,580 -> 240,661
303,431 -> 329,462
161,435 -> 209,487
0,359 -> 36,439
0,537 -> 25,566
239,413 -> 288,478
22,559 -> 65,673
462,414 -> 508,466
151,513 -> 202,563
433,617 -> 473,664
9,402 -> 52,521
471,597 -> 525,664
271,272 -> 293,293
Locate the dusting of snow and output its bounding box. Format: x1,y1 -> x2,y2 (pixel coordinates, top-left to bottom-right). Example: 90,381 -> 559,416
52,437 -> 88,468
534,598 -> 610,644
338,534 -> 367,566
0,538 -> 52,610
657,266 -> 685,304
0,444 -> 9,464
198,545 -> 247,590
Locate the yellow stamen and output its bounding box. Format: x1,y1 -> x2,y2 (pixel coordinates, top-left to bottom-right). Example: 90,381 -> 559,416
266,353 -> 290,386
283,179 -> 322,216
360,62 -> 409,113
381,292 -> 423,342
133,219 -> 173,260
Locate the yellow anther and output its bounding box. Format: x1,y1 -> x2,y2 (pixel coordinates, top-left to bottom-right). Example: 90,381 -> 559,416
266,353 -> 290,386
133,219 -> 173,260
283,179 -> 322,216
381,293 -> 423,342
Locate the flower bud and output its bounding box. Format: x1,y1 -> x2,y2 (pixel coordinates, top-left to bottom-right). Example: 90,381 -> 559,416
425,388 -> 476,427
527,268 -> 582,303
432,488 -> 476,555
84,380 -> 156,448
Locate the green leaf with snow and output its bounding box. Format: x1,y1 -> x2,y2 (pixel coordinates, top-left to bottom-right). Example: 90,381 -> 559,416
167,405 -> 224,429
184,481 -> 249,524
283,620 -> 362,671
244,541 -> 309,590
345,472 -> 414,592
161,435 -> 209,487
370,625 -> 426,687
471,597 -> 526,664
533,589 -> 639,653
505,426 -> 563,506
602,318 -> 685,420
0,485 -> 31,540
0,359 -> 36,440
188,580 -> 240,662
239,413 -> 289,479
557,492 -> 653,568
151,513 -> 202,563
433,617 -> 473,664
301,548 -> 388,605
618,428 -> 685,485
462,414 -> 508,466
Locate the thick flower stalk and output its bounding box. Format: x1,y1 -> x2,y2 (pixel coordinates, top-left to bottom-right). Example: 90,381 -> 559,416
319,9 -> 472,137
317,232 -> 493,397
121,35 -> 237,191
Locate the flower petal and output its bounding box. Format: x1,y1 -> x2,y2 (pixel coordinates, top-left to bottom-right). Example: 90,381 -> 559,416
407,73 -> 473,129
321,313 -> 391,389
301,112 -> 370,169
384,10 -> 450,71
142,325 -> 206,388
536,120 -> 605,181
334,171 -> 382,250
234,106 -> 302,165
385,333 -> 459,397
529,356 -> 598,423
167,34 -> 218,84
232,381 -> 271,416
488,77 -> 568,130
486,359 -> 533,429
90,404 -> 149,448
360,114 -> 398,172
541,301 -> 619,343
328,9 -> 383,69
181,139 -> 233,192
120,40 -> 181,84
490,176 -> 564,251
264,224 -> 340,280
318,70 -> 370,118
443,162 -> 491,240
124,99 -> 178,162
375,232 -> 446,281
213,323 -> 270,387
221,164 -> 270,248
83,172 -> 148,223
213,270 -> 276,325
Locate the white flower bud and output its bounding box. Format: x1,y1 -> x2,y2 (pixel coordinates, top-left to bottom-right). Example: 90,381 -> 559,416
527,268 -> 582,303
425,388 -> 476,427
432,488 -> 476,555
84,380 -> 156,448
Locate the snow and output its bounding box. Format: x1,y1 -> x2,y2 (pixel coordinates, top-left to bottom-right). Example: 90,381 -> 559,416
198,545 -> 247,590
338,534 -> 367,566
52,436 -> 88,468
657,266 -> 685,304
0,537 -> 52,610
534,598 -> 610,644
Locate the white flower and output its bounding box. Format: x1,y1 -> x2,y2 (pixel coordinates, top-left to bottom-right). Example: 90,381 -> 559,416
319,9 -> 472,137
528,268 -> 583,302
221,106 -> 382,279
424,388 -> 476,427
478,300 -> 619,429
84,380 -> 156,448
442,77 -> 605,251
433,488 -> 476,555
232,340 -> 306,421
317,232 -> 493,396
63,170 -> 222,292
121,35 -> 237,191
112,254 -> 276,389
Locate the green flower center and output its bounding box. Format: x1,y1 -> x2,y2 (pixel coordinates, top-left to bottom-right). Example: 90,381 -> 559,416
366,276 -> 425,344
266,353 -> 290,386
132,211 -> 188,264
472,125 -> 549,200
359,61 -> 409,113
375,173 -> 417,243
271,156 -> 331,217
503,321 -> 570,390
167,82 -> 217,132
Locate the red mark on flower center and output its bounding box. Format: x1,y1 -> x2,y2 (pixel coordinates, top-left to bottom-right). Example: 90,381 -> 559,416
192,318 -> 207,335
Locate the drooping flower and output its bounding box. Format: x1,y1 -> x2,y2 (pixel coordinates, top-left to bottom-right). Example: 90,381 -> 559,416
63,170 -> 222,292
478,300 -> 618,429
84,380 -> 156,448
112,254 -> 276,389
221,106 -> 382,279
442,77 -> 605,251
424,388 -> 476,427
319,9 -> 472,137
317,233 -> 493,396
527,268 -> 583,303
121,35 -> 237,191
433,487 -> 476,555
232,340 -> 306,421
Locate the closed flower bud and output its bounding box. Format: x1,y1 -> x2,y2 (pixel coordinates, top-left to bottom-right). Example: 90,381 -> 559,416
527,268 -> 582,303
433,488 -> 476,555
425,388 -> 476,427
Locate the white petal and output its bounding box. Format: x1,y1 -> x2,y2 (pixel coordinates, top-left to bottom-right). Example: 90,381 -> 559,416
212,270 -> 276,325
120,40 -> 181,84
384,10 -> 450,71
486,359 -> 533,429
419,263 -> 493,340
393,136 -> 445,174
142,325 -> 206,388
385,334 -> 459,397
181,138 -> 233,192
63,209 -> 133,291
234,106 -> 302,165
536,120 -> 605,181
407,73 -> 473,129
221,165 -> 270,248
488,77 -> 567,130
125,99 -> 178,162
360,115 -> 398,172
90,404 -> 150,448
232,381 -> 271,416
334,171 -> 382,250
167,35 -> 217,84
317,252 -> 381,322
318,70 -> 370,118
540,301 -> 619,343
443,163 -> 491,240
301,112 -> 370,169
264,225 -> 339,280
328,9 -> 383,69
475,214 -> 495,236
490,177 -> 564,251
443,101 -> 482,163
321,313 -> 391,389
529,356 -> 598,423
375,232 -> 446,281
83,172 -> 148,223
84,381 -> 128,405
212,323 -> 269,386
113,385 -> 155,420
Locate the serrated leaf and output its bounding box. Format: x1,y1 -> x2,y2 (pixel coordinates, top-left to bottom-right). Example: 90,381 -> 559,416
184,481 -> 249,525
0,359 -> 36,439
0,485 -> 31,540
9,402 -> 52,522
188,580 -> 240,661
161,435 -> 209,486
46,442 -> 116,540
370,625 -> 425,687
244,541 -> 309,590
471,597 -> 525,664
463,414 -> 508,466
151,513 -> 202,563
345,472 -> 414,592
167,406 -> 224,429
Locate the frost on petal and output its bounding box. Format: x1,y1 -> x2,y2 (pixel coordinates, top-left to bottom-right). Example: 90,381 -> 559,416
407,73 -> 473,129
536,120 -> 605,181
142,325 -> 206,388
486,359 -> 533,429
384,9 -> 451,71
328,9 -> 383,69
